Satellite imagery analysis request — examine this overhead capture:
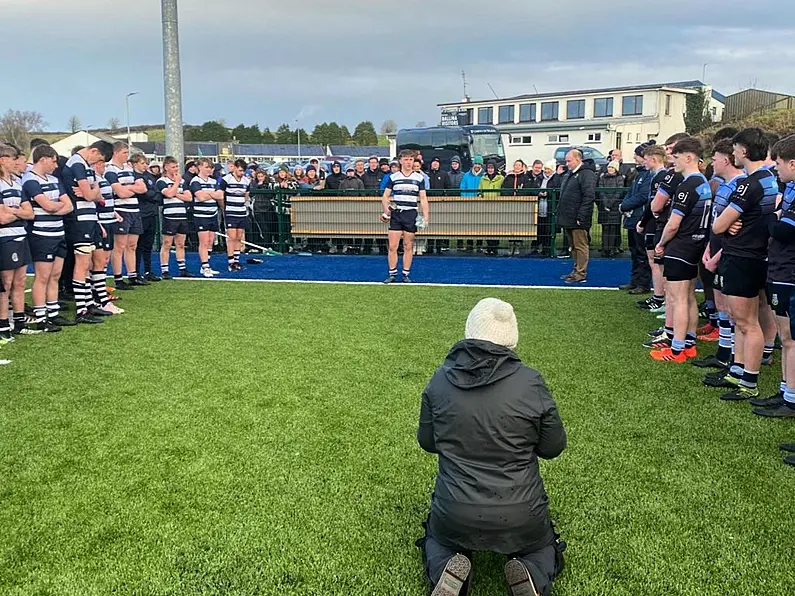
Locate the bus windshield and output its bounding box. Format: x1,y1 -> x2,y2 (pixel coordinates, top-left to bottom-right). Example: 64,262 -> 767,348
471,133 -> 503,159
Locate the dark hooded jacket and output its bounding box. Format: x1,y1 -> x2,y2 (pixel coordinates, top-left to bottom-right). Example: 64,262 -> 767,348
418,339 -> 566,554
429,167 -> 451,190
556,158 -> 597,229
324,163 -> 346,190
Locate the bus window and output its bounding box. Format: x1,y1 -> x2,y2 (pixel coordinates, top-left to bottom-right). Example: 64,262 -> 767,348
471,133 -> 503,159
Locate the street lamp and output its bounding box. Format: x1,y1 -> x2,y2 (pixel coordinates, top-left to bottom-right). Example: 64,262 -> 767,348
84,124 -> 94,148
126,91 -> 139,149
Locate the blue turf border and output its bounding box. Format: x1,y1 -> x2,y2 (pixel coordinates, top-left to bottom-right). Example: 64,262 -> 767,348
167,253 -> 631,288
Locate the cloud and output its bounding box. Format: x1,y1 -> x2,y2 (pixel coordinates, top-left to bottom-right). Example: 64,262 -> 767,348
3,0 -> 795,132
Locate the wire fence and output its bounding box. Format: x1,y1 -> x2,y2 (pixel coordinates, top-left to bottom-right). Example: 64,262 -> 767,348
166,187 -> 634,259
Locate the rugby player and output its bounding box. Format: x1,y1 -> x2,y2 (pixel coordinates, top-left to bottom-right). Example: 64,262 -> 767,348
189,158 -> 223,277
381,149 -> 430,283
220,158 -> 250,271
157,156 -> 192,279
650,138 -> 712,363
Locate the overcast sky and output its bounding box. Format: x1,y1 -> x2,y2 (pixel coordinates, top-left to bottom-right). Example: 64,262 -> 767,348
3,0 -> 794,133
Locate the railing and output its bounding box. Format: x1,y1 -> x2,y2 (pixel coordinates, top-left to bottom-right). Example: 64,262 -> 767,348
166,187 -> 633,259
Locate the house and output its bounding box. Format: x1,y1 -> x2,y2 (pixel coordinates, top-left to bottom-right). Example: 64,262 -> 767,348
50,130 -> 148,157
437,80 -> 725,165
723,88 -> 795,121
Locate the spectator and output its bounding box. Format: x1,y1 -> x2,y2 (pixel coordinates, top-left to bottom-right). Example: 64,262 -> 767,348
249,169 -> 277,250
354,159 -> 366,180
308,157 -> 326,180
293,166 -> 308,186
618,142 -> 653,293
380,160 -> 399,191
325,161 -> 345,190
529,159 -> 544,186
413,158 -> 431,189
149,164 -> 161,178
460,155 -> 484,197
361,156 -> 384,190
480,161 -> 505,255
137,159 -> 162,282
447,155 -> 464,189
417,298 -> 567,596
302,165 -> 324,190
534,160 -> 561,257
597,160 -> 626,257
183,160 -> 199,186
428,157 -> 451,190
502,160 -> 529,191
340,165 -> 365,191
607,149 -> 634,184
553,163 -> 570,259
557,149 -> 596,283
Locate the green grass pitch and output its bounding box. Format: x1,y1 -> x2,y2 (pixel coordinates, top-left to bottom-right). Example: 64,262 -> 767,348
1,281 -> 794,595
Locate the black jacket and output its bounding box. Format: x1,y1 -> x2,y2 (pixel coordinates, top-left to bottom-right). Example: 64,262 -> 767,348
419,339 -> 566,554
447,168 -> 464,189
361,168 -> 383,190
325,172 -> 346,190
137,171 -> 161,218
429,169 -> 451,190
556,160 -> 597,229
502,172 -> 530,191
597,172 -> 626,225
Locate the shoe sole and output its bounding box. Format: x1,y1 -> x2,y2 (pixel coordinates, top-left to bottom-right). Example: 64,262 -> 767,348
431,554 -> 471,596
504,559 -> 538,596
691,360 -> 727,369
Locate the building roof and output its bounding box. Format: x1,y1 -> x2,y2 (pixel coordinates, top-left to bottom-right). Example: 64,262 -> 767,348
440,80 -> 720,106
328,145 -> 389,157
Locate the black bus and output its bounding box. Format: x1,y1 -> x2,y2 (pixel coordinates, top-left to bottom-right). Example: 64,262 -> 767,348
396,125 -> 505,172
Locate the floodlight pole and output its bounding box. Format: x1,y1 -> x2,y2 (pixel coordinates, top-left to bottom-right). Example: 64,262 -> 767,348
162,0 -> 185,167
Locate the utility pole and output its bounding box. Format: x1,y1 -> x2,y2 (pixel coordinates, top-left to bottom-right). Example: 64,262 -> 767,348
126,92 -> 138,150
161,0 -> 185,167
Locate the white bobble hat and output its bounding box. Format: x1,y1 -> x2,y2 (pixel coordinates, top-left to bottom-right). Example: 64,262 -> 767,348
464,298 -> 519,350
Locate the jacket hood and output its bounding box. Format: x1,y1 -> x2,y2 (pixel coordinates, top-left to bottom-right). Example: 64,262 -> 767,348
581,158 -> 596,172
442,339 -> 522,389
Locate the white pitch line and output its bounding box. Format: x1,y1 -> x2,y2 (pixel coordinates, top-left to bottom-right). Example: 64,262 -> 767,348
173,277 -> 620,291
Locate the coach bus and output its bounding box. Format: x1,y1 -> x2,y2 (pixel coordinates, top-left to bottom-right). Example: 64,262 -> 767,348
396,125 -> 505,172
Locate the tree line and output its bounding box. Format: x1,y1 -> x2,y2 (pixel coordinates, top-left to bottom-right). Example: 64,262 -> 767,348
183,120 -> 390,146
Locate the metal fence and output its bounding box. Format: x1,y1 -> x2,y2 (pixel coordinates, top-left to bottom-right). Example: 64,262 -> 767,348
171,187 -> 633,259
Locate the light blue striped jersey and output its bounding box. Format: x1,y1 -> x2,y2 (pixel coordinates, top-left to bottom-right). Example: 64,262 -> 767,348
0,175 -> 29,242
386,171 -> 425,211
157,176 -> 188,220
221,173 -> 250,218
189,176 -> 219,219
105,162 -> 138,212
20,171 -> 66,237
61,153 -> 98,223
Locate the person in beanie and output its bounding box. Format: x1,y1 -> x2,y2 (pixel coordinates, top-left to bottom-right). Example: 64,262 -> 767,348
429,157 -> 451,190
447,155 -> 464,189
597,160 -> 625,257
417,298 -> 567,596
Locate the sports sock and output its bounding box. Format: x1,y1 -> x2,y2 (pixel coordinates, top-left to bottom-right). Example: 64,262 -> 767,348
73,280 -> 88,315
730,362 -> 744,380
784,388 -> 795,408
652,294 -> 665,303
740,369 -> 759,389
13,312 -> 25,330
33,305 -> 46,324
716,315 -> 732,363
228,255 -> 234,268
665,326 -> 674,340
389,268 -> 397,277
671,338 -> 686,355
763,342 -> 774,361
402,268 -> 410,277
114,273 -> 123,284
685,332 -> 697,348
46,301 -> 59,320
127,270 -> 137,281
201,261 -> 209,270
234,250 -> 240,264
91,271 -> 109,307
177,259 -> 186,271
780,380 -> 787,395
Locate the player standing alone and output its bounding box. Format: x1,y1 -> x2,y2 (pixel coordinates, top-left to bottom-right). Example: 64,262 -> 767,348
381,150 -> 429,284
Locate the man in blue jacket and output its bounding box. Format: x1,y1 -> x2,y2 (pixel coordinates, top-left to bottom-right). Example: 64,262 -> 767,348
619,142 -> 654,293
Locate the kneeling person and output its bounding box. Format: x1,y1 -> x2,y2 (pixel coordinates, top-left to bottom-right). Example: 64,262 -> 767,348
417,299 -> 567,596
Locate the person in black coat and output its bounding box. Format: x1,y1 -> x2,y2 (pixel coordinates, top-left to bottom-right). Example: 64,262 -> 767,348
324,161 -> 345,190
556,150 -> 596,282
417,298 -> 567,596
428,156 -> 451,190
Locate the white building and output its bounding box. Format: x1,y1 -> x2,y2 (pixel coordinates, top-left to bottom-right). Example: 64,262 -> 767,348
438,80 -> 725,165
50,130 -> 148,157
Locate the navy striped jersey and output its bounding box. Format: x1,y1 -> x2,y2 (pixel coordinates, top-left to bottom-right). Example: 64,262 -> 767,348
157,176 -> 188,220
0,176 -> 29,242
20,171 -> 67,237
105,162 -> 138,213
767,182 -> 795,284
655,168 -> 684,226
189,176 -> 219,219
221,173 -> 250,218
386,171 -> 426,211
61,153 -> 98,223
96,172 -> 116,224
666,172 -> 712,264
709,174 -> 745,255
722,167 -> 779,259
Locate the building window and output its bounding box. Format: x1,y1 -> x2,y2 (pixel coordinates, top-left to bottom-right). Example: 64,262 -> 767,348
547,134 -> 569,144
622,95 -> 644,116
510,136 -> 533,145
566,100 -> 585,120
498,105 -> 515,124
477,106 -> 494,125
665,94 -> 671,116
711,106 -> 717,116
519,103 -> 536,122
594,97 -> 613,118
587,133 -> 602,142
541,102 -> 559,121
464,108 -> 474,125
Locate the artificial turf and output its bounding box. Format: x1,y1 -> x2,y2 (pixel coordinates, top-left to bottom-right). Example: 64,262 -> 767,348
1,281 -> 794,596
